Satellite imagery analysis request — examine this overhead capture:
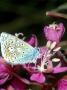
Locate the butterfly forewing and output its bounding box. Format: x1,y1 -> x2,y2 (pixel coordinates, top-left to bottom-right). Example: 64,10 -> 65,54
0,32 -> 40,65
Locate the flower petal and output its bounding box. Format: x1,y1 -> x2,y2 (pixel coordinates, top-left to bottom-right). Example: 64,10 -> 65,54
44,23 -> 65,43
58,79 -> 67,90
0,57 -> 12,85
11,77 -> 27,90
53,67 -> 67,73
27,34 -> 38,46
30,73 -> 45,83
0,73 -> 9,85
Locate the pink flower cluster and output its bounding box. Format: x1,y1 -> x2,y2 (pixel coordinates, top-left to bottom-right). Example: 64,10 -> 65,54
44,23 -> 65,43
0,23 -> 67,90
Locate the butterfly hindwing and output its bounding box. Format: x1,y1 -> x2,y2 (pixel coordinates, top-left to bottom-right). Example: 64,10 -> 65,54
0,32 -> 40,65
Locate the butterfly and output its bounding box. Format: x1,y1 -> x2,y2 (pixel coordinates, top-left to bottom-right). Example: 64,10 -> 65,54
0,32 -> 40,65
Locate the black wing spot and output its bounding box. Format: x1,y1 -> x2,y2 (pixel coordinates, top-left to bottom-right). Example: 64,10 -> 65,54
23,52 -> 24,53
14,53 -> 15,55
11,41 -> 13,43
15,57 -> 16,59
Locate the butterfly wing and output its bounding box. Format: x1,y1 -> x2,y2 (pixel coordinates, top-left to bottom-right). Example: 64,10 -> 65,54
0,32 -> 40,65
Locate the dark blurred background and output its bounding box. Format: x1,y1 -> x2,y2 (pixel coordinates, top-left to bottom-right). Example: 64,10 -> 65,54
0,0 -> 67,46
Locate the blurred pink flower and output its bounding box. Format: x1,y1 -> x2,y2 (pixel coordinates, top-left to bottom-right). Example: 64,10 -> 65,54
11,77 -> 27,90
7,85 -> 15,90
0,57 -> 12,85
0,57 -> 28,90
57,79 -> 67,90
44,23 -> 65,43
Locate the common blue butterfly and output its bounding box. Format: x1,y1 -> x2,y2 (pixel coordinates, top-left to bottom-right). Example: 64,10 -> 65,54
0,32 -> 40,65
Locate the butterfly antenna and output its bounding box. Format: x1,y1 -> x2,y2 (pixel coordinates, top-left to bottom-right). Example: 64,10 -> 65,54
15,33 -> 26,40
15,33 -> 24,37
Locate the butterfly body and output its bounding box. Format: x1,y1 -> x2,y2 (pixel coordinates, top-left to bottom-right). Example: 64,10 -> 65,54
0,32 -> 40,65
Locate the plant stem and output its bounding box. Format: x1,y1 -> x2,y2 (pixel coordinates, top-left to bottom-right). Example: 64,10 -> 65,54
46,11 -> 67,19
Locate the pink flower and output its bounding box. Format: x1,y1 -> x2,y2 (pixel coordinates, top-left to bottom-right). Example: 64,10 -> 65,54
0,57 -> 28,90
58,79 -> 67,90
44,23 -> 65,43
11,77 -> 27,90
27,34 -> 38,47
53,67 -> 67,73
30,73 -> 45,83
0,57 -> 12,85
